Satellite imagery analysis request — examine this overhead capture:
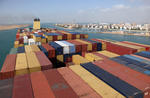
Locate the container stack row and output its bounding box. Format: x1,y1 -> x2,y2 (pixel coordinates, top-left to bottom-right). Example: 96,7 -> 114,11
1,54 -> 150,98
91,38 -> 150,55
110,51 -> 150,76
14,28 -> 88,48
39,39 -> 103,65
0,45 -> 53,80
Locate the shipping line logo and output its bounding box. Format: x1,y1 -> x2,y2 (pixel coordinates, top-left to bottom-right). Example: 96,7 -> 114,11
51,82 -> 68,90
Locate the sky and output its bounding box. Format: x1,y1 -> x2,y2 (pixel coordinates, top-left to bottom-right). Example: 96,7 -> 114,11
0,0 -> 150,24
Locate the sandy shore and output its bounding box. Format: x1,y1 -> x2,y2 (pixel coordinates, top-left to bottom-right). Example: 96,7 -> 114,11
0,24 -> 30,31
99,31 -> 150,37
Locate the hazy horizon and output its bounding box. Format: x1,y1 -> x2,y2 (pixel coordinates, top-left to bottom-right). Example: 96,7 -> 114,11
0,0 -> 150,24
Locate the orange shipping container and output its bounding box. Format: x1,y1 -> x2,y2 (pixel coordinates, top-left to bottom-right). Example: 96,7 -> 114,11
30,71 -> 55,98
57,67 -> 101,98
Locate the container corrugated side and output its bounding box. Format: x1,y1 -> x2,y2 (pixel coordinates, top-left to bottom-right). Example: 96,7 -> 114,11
124,55 -> 150,65
122,41 -> 150,51
55,41 -> 69,54
114,42 -> 146,52
30,45 -> 40,52
61,41 -> 76,53
25,45 -> 33,53
15,53 -> 28,75
26,52 -> 41,73
134,52 -> 150,59
69,65 -> 125,98
9,48 -> 17,54
0,78 -> 13,98
85,53 -> 103,62
12,74 -> 33,98
43,69 -> 79,98
131,54 -> 150,62
110,56 -> 150,76
93,59 -> 150,98
76,39 -> 92,51
57,67 -> 101,98
97,51 -> 120,58
0,54 -> 16,80
81,62 -> 143,98
35,51 -> 53,70
30,71 -> 55,98
72,55 -> 90,65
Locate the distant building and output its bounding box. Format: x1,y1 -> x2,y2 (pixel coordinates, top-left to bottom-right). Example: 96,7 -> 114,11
33,18 -> 40,30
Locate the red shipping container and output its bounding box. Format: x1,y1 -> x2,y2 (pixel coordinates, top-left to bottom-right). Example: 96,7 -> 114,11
56,32 -> 67,40
73,40 -> 87,52
30,71 -> 55,98
12,74 -> 33,98
92,52 -> 109,59
80,34 -> 84,38
52,35 -> 58,41
35,51 -> 53,70
72,34 -> 76,39
57,67 -> 101,98
67,40 -> 82,53
19,37 -> 24,44
0,54 -> 16,80
122,41 -> 150,51
106,42 -> 137,55
16,32 -> 20,39
82,39 -> 97,52
43,69 -> 79,98
42,44 -> 55,58
93,59 -> 150,98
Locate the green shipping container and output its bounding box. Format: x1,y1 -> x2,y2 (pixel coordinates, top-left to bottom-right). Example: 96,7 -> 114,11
9,48 -> 17,54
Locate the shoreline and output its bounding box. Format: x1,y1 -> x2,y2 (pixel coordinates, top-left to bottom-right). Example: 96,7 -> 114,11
97,31 -> 150,37
0,24 -> 30,31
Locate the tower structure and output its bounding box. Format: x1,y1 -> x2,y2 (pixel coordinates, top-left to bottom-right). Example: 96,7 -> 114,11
33,18 -> 40,30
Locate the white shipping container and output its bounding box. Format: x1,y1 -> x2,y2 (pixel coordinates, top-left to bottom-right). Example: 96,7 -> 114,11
23,36 -> 28,43
55,41 -> 69,54
35,42 -> 41,45
28,39 -> 35,45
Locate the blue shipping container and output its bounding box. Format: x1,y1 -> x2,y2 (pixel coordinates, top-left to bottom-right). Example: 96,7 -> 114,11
81,62 -> 143,98
49,42 -> 63,55
17,46 -> 25,53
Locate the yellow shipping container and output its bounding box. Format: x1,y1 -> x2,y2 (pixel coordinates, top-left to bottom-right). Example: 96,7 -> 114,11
57,55 -> 63,62
114,42 -> 145,52
48,36 -> 53,41
41,38 -> 46,43
15,53 -> 29,75
84,34 -> 88,38
76,34 -> 80,39
85,53 -> 103,62
26,52 -> 41,73
72,55 -> 90,65
76,39 -> 92,51
61,32 -> 72,40
14,41 -> 19,48
25,45 -> 33,53
30,45 -> 40,52
97,51 -> 120,58
33,35 -> 41,42
102,42 -> 106,50
19,44 -> 24,47
69,65 -> 125,98
124,41 -> 150,47
57,35 -> 62,40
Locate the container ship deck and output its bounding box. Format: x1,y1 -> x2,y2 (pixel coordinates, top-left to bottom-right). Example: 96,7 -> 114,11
1,19 -> 150,98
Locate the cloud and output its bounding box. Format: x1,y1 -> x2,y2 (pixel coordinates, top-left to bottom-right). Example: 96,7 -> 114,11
113,4 -> 130,9
74,4 -> 150,23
